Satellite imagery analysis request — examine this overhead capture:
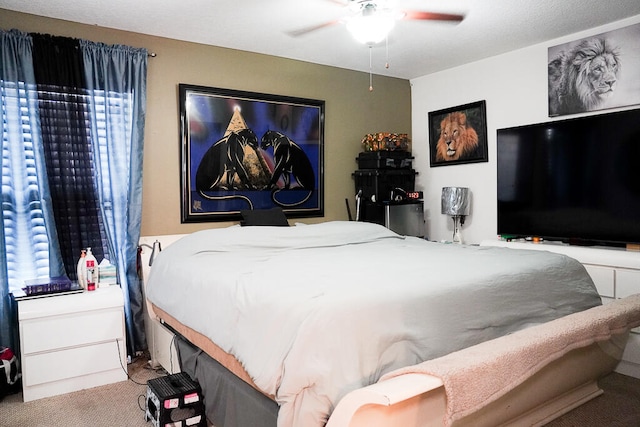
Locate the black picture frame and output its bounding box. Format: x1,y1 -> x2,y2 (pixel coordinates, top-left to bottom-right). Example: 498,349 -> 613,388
428,100 -> 488,167
179,84 -> 325,223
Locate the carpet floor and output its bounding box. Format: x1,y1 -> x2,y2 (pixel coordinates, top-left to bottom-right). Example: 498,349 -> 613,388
1,358 -> 639,426
545,371 -> 640,427
0,355 -> 166,427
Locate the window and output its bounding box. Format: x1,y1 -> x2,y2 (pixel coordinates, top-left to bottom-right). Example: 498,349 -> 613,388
1,80 -> 120,293
1,31 -> 148,354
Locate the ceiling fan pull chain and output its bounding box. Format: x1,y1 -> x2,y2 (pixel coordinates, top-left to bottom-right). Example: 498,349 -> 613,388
385,36 -> 390,69
369,46 -> 373,91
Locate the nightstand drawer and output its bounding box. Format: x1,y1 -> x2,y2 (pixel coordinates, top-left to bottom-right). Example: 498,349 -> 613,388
21,308 -> 123,354
22,340 -> 124,387
16,286 -> 127,401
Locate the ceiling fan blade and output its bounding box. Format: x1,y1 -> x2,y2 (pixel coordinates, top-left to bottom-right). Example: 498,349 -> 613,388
402,10 -> 465,22
287,20 -> 341,37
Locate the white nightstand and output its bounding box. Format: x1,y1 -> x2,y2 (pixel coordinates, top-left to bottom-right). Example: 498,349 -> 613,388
16,286 -> 128,401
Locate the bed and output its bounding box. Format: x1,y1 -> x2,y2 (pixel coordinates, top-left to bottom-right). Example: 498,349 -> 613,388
140,220 -> 640,427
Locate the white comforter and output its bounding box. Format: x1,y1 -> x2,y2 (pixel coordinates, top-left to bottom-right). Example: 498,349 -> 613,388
146,221 -> 601,427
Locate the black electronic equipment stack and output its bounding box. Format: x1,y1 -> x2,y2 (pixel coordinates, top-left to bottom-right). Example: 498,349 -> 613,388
353,151 -> 425,237
145,373 -> 206,427
353,151 -> 417,203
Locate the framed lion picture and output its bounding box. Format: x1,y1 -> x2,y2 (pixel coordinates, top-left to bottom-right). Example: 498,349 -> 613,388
428,100 -> 488,167
548,22 -> 640,117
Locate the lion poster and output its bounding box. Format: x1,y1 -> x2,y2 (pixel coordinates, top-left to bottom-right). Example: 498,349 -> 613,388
428,100 -> 488,167
548,22 -> 640,117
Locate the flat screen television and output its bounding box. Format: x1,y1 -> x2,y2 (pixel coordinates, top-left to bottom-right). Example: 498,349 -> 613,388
497,108 -> 640,247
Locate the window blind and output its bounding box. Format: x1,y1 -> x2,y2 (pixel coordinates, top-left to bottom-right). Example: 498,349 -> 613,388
1,80 -> 123,290
35,83 -> 110,276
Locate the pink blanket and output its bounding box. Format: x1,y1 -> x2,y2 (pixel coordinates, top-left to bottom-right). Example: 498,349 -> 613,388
380,294 -> 640,426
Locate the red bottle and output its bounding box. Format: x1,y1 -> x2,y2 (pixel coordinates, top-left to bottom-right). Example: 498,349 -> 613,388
85,247 -> 97,291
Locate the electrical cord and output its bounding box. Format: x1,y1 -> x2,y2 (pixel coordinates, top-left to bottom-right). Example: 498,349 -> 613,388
115,339 -> 149,386
138,393 -> 146,411
169,334 -> 178,374
114,329 -> 180,415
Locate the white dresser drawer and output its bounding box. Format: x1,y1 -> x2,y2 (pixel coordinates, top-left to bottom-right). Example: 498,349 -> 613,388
21,308 -> 123,354
584,264 -> 615,298
18,287 -> 124,319
616,269 -> 640,334
22,340 -> 124,387
616,268 -> 640,299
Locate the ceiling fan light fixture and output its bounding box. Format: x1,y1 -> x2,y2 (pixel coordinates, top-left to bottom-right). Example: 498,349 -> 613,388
346,11 -> 396,44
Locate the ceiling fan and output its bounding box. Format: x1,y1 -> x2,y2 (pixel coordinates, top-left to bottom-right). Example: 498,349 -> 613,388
288,0 -> 465,45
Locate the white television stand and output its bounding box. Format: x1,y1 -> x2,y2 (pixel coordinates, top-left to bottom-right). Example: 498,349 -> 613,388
481,239 -> 640,379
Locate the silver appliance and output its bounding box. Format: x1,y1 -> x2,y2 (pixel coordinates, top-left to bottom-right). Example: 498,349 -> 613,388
384,201 -> 425,237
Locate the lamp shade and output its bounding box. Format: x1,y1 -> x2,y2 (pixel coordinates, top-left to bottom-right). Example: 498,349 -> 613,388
346,11 -> 395,44
441,187 -> 470,216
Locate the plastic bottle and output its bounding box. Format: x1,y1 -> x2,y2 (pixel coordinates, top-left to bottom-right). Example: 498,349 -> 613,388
77,249 -> 87,289
85,247 -> 98,291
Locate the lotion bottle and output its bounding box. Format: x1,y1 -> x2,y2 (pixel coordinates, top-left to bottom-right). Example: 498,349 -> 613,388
77,249 -> 87,289
85,247 -> 98,291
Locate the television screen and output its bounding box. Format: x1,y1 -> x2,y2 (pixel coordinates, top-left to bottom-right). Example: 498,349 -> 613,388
497,108 -> 640,246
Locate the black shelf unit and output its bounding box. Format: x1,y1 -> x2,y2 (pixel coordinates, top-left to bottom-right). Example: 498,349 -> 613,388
353,151 -> 424,237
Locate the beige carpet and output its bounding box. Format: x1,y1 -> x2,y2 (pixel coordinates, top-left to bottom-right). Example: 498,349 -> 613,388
545,372 -> 640,427
1,357 -> 639,426
0,355 -> 166,427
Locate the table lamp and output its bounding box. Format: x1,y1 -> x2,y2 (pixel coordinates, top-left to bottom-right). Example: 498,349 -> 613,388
441,187 -> 470,244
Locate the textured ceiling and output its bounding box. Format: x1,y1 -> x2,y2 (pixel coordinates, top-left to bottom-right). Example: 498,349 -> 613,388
1,0 -> 640,79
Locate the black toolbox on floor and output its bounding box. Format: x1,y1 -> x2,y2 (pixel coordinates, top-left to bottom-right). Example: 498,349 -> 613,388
145,372 -> 206,427
356,151 -> 413,169
353,169 -> 417,202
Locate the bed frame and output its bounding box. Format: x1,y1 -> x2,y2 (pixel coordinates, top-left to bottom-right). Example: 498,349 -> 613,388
139,234 -> 184,375
139,234 -> 635,427
326,338 -> 625,427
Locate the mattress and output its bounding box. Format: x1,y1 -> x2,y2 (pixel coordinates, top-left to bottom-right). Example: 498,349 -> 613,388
146,221 -> 601,427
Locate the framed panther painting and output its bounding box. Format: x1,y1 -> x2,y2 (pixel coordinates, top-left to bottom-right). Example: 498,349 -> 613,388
179,84 -> 325,223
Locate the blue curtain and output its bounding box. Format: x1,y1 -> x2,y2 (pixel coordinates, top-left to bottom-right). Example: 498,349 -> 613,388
80,40 -> 148,354
0,29 -> 30,351
0,29 -> 148,355
0,29 -> 64,350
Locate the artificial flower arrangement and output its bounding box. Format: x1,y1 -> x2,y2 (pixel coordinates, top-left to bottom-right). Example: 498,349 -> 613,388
361,132 -> 410,151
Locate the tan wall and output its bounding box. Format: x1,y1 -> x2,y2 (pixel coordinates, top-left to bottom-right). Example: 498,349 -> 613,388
1,9 -> 411,236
